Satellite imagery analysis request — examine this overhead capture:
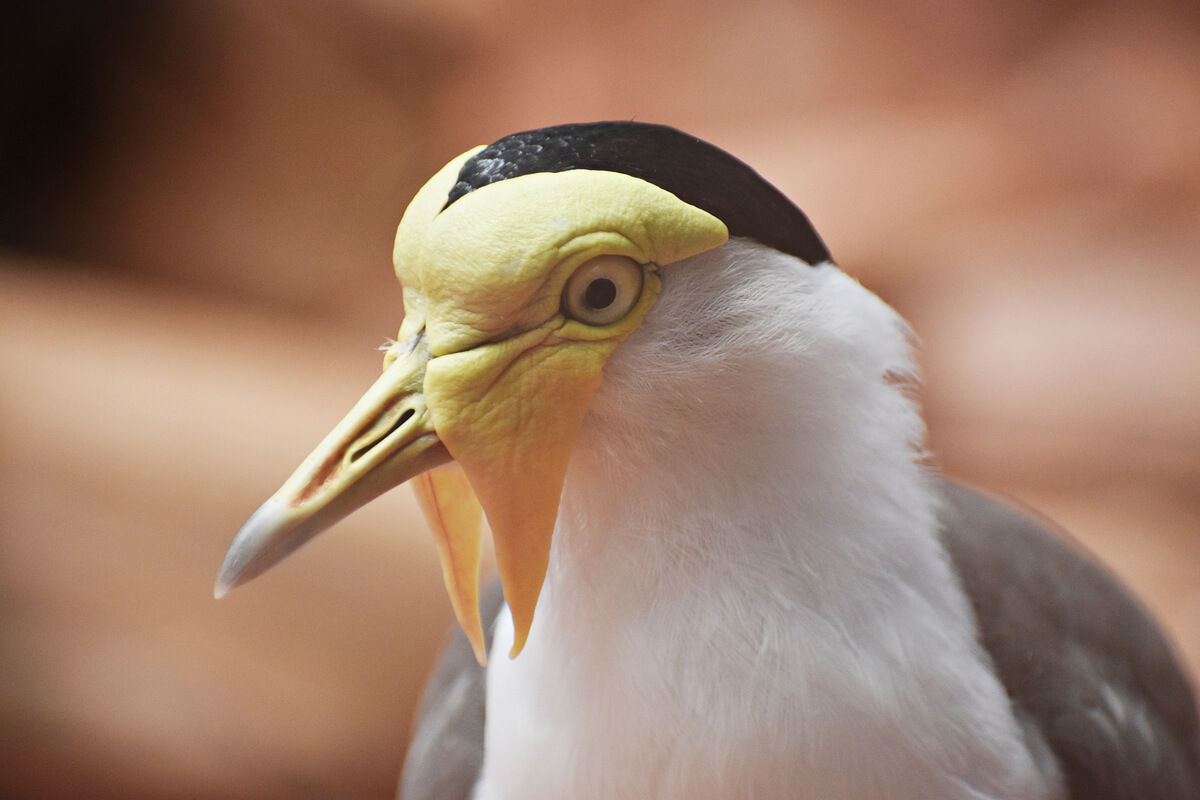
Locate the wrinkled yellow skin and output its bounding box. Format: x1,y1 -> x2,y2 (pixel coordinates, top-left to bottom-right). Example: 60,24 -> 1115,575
394,148 -> 728,659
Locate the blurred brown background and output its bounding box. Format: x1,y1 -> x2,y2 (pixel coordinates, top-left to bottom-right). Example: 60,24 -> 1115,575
2,1 -> 1198,797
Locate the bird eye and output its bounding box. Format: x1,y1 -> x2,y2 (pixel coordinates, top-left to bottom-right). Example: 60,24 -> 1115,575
561,255 -> 644,326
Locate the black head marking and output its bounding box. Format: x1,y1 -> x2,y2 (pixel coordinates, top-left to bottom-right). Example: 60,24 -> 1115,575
443,122 -> 832,266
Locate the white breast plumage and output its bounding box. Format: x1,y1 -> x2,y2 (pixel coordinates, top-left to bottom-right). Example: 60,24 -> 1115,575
475,241 -> 1059,800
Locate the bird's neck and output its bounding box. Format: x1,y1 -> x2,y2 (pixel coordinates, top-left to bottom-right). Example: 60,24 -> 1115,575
548,241 -> 955,631
479,242 -> 1050,799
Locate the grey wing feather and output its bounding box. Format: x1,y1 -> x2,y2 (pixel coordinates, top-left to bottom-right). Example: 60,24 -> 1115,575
398,580 -> 504,800
938,479 -> 1200,799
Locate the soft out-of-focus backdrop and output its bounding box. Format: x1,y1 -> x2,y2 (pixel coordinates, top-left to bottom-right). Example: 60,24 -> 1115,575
2,1 -> 1198,797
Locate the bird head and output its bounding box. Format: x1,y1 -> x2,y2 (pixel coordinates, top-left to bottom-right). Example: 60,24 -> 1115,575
215,123 -> 829,663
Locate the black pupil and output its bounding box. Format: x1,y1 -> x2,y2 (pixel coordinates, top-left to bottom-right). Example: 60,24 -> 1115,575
584,278 -> 617,310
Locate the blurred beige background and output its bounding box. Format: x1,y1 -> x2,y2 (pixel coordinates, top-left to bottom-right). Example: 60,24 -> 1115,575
2,1 -> 1198,797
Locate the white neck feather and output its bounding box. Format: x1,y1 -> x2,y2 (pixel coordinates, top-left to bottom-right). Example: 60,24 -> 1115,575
477,240 -> 1058,800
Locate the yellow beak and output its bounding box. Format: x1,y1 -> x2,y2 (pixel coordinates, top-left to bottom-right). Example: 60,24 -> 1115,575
213,323 -> 600,666
214,339 -> 449,599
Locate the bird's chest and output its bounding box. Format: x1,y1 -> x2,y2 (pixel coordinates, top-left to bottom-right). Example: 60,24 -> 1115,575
476,605 -> 814,800
469,558 -> 1075,800
472,596 -> 1046,800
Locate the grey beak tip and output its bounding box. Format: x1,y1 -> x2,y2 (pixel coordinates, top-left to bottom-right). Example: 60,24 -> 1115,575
214,498 -> 292,599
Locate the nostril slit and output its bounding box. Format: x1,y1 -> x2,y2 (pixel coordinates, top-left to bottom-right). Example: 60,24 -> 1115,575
349,408 -> 416,463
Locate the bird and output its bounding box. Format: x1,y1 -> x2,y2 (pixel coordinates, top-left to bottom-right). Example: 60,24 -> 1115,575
215,121 -> 1200,799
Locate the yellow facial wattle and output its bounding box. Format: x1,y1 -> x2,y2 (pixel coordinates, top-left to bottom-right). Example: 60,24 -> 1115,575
394,161 -> 726,659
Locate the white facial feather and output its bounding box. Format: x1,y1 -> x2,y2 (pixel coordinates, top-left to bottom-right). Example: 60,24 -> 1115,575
476,240 -> 1062,800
